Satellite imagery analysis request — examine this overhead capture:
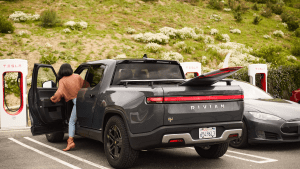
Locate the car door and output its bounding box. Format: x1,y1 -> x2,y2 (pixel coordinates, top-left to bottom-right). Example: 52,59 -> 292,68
76,64 -> 106,129
28,64 -> 66,136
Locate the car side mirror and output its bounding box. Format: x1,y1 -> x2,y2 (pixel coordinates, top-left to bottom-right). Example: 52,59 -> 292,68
42,80 -> 57,88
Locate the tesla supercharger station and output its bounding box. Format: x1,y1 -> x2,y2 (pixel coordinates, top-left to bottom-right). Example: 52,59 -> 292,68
180,62 -> 202,77
248,64 -> 268,92
0,59 -> 28,129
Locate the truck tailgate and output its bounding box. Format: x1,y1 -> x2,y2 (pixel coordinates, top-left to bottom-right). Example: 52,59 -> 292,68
162,85 -> 244,125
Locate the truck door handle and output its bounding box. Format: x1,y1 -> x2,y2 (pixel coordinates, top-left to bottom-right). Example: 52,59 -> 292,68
90,94 -> 95,98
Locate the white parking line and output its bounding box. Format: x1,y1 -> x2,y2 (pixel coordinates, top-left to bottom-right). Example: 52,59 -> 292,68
188,147 -> 277,164
226,150 -> 278,163
8,138 -> 81,169
24,137 -> 110,169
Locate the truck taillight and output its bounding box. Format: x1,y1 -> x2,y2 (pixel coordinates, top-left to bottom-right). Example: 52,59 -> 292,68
164,95 -> 244,102
147,97 -> 163,103
147,95 -> 243,104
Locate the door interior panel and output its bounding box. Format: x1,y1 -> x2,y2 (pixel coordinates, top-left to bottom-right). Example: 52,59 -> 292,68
36,88 -> 65,124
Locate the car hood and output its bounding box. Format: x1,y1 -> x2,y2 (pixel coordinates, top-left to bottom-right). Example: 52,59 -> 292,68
245,99 -> 300,121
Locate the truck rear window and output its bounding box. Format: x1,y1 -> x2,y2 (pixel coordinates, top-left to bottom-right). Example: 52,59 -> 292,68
112,63 -> 184,85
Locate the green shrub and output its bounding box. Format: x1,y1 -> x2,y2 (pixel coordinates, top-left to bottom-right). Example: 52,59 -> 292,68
252,3 -> 259,11
209,0 -> 224,10
240,1 -> 250,13
215,33 -> 223,41
0,52 -> 3,56
246,0 -> 276,3
271,4 -> 284,15
294,3 -> 300,9
39,53 -> 58,64
0,15 -> 15,34
252,45 -> 287,66
253,16 -> 263,25
295,28 -> 300,37
291,42 -> 300,56
261,7 -> 272,18
280,12 -> 292,23
287,20 -> 299,31
39,9 -> 61,28
234,12 -> 243,22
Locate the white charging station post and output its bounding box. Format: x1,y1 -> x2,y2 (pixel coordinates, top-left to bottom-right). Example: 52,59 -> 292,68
0,59 -> 28,129
248,64 -> 268,92
180,62 -> 202,77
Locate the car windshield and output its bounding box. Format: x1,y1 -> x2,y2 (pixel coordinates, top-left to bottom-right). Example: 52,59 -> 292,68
215,81 -> 273,99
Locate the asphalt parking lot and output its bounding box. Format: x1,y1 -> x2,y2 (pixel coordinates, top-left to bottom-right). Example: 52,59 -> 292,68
1,129 -> 300,169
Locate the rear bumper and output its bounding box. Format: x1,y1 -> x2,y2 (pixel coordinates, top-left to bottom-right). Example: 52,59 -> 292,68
128,121 -> 243,150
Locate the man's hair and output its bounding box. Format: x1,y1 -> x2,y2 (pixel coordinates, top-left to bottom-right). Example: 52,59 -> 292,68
57,63 -> 73,81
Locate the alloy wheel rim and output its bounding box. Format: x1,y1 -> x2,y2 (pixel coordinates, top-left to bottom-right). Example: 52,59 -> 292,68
107,125 -> 122,159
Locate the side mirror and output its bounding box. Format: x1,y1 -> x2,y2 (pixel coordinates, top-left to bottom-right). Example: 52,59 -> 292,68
42,80 -> 57,88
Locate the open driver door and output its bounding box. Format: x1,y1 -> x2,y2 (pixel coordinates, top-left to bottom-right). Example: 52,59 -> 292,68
28,64 -> 66,136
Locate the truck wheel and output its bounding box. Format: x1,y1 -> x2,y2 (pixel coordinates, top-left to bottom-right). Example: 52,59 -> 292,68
194,142 -> 228,159
104,116 -> 139,169
45,132 -> 64,142
229,121 -> 249,148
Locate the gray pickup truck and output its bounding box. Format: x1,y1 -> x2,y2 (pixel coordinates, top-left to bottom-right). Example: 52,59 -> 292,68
28,56 -> 244,169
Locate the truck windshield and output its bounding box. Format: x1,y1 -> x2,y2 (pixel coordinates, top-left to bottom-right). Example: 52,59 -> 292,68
112,63 -> 184,85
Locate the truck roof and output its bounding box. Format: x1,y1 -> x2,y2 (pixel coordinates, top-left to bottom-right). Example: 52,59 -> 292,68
79,58 -> 180,66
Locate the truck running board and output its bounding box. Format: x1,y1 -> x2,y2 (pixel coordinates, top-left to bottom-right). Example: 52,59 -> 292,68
180,67 -> 243,86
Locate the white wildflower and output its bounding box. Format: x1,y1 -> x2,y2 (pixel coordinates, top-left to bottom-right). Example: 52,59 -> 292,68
77,21 -> 88,29
263,35 -> 271,39
176,27 -> 197,39
253,13 -> 258,17
193,34 -> 205,41
202,56 -> 207,63
210,14 -> 221,22
224,8 -> 231,12
63,28 -> 71,33
287,55 -> 297,61
145,42 -> 161,53
45,43 -> 52,48
9,11 -> 40,22
230,29 -> 241,34
132,32 -> 169,44
206,42 -> 261,67
64,21 -> 77,29
282,23 -> 287,28
115,54 -> 127,59
18,30 -> 28,36
204,35 -> 214,44
221,34 -> 230,42
8,31 -> 11,34
159,27 -> 177,38
162,51 -> 184,62
273,30 -> 284,37
27,78 -> 32,85
126,28 -> 136,34
207,26 -> 210,28
210,28 -> 219,35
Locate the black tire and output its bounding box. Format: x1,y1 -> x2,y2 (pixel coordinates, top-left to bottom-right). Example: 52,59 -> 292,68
45,132 -> 65,142
229,121 -> 249,148
194,142 -> 228,159
104,116 -> 139,169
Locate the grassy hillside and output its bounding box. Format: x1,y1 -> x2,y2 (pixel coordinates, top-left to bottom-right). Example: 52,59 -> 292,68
0,0 -> 300,76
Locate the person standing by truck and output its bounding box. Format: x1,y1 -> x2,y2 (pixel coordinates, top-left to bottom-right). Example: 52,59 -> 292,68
50,63 -> 85,151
